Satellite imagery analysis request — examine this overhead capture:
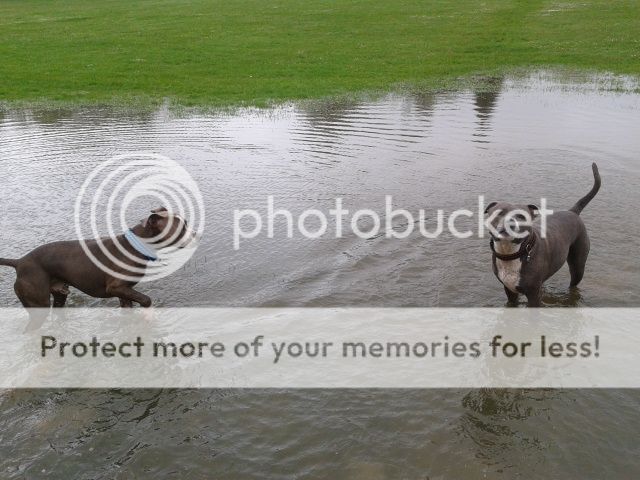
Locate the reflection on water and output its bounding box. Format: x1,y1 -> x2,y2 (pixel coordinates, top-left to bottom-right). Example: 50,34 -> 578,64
460,389 -> 553,474
1,73 -> 640,477
2,388 -> 638,478
473,77 -> 503,144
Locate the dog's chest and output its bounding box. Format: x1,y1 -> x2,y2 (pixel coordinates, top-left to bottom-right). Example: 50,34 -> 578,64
495,259 -> 521,293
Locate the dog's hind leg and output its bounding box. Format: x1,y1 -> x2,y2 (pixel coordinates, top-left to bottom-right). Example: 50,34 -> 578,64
568,234 -> 590,287
50,279 -> 69,307
14,269 -> 51,308
14,273 -> 51,330
51,292 -> 68,307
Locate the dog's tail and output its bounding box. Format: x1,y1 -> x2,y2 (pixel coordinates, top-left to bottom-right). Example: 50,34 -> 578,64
570,163 -> 601,215
0,258 -> 18,269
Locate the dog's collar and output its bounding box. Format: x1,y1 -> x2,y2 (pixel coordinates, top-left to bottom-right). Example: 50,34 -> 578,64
490,233 -> 536,262
124,229 -> 158,261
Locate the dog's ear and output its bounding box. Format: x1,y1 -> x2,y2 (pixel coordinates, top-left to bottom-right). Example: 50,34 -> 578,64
143,213 -> 164,230
484,201 -> 498,214
527,204 -> 540,217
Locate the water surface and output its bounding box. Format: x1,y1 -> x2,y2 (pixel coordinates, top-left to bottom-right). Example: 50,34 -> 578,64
1,74 -> 639,478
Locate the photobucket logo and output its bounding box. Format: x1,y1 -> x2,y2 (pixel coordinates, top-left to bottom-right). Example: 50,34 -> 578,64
74,153 -> 205,282
233,196 -> 552,249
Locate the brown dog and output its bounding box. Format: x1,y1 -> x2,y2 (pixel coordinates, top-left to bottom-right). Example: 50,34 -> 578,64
0,207 -> 194,308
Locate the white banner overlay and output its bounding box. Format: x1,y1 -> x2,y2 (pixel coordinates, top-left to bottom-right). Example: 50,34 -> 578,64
0,308 -> 637,388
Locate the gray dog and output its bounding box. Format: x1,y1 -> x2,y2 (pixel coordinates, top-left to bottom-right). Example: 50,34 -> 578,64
0,207 -> 194,308
485,163 -> 601,307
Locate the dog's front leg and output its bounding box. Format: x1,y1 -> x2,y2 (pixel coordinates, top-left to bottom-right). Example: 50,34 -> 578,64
525,288 -> 542,308
119,298 -> 134,308
106,282 -> 152,308
504,286 -> 519,305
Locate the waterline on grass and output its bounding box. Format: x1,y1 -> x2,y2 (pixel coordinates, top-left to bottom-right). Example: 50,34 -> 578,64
1,69 -> 639,115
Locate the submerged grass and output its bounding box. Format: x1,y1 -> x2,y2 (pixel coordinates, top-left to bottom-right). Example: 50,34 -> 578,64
0,0 -> 639,108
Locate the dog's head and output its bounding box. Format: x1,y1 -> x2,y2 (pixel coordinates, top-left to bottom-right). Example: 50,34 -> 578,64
484,201 -> 538,242
141,207 -> 197,248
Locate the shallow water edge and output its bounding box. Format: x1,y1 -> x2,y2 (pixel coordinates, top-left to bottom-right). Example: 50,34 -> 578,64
1,68 -> 639,115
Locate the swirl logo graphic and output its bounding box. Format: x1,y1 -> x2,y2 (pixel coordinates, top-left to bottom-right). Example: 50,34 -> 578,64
74,153 -> 205,282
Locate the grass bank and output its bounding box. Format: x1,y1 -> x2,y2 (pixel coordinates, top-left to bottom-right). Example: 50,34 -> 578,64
0,0 -> 638,107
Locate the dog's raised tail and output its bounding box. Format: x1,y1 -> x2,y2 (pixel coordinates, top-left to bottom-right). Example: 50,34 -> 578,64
570,163 -> 601,215
0,258 -> 18,269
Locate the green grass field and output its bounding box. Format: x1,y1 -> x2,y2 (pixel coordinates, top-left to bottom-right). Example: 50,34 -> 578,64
0,0 -> 638,107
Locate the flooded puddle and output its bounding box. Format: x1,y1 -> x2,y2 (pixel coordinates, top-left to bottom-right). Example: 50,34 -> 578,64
2,75 -> 639,308
1,73 -> 639,477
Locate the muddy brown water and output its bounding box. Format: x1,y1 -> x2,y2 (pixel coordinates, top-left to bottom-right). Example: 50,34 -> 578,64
1,74 -> 639,478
